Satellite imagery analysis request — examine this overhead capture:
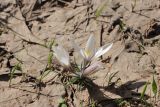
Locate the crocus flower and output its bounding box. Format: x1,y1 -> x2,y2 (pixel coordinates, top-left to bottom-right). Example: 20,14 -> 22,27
53,45 -> 70,67
82,61 -> 103,76
72,34 -> 113,61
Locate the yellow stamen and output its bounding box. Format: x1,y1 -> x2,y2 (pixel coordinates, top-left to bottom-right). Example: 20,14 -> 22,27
84,50 -> 91,57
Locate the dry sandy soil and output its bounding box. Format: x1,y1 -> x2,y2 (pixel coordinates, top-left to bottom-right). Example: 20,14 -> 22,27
0,0 -> 160,107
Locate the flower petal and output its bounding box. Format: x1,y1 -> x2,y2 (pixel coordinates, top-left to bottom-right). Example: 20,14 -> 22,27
94,43 -> 113,58
80,49 -> 86,58
85,34 -> 96,58
83,61 -> 103,76
71,39 -> 86,59
53,45 -> 70,66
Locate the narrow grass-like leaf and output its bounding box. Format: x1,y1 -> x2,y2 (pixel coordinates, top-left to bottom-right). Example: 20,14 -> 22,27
9,63 -> 22,86
40,70 -> 51,80
91,99 -> 96,107
114,99 -> 128,106
44,39 -> 54,49
119,20 -> 126,32
152,75 -> 157,97
48,52 -> 53,67
140,82 -> 148,100
95,1 -> 107,17
49,39 -> 55,50
68,77 -> 79,85
108,71 -> 119,85
80,101 -> 83,107
38,47 -> 54,81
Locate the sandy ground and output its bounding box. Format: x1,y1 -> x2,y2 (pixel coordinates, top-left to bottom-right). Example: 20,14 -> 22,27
0,0 -> 160,107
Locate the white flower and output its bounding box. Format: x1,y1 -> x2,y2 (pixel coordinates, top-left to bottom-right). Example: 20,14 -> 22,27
53,45 -> 70,67
82,61 -> 103,76
72,34 -> 113,61
94,43 -> 113,58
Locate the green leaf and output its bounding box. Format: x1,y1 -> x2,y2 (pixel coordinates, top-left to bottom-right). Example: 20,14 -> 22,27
108,71 -> 119,85
140,82 -> 148,100
48,52 -> 53,66
16,63 -> 22,71
41,70 -> 51,80
91,99 -> 96,107
61,103 -> 67,107
58,98 -> 67,107
68,77 -> 79,85
152,75 -> 157,97
9,63 -> 22,86
95,1 -> 107,17
49,39 -> 55,49
45,39 -> 55,49
119,20 -> 126,32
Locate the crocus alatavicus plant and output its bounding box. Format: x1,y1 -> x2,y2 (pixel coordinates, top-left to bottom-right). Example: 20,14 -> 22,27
72,34 -> 113,61
53,45 -> 70,67
53,35 -> 113,77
